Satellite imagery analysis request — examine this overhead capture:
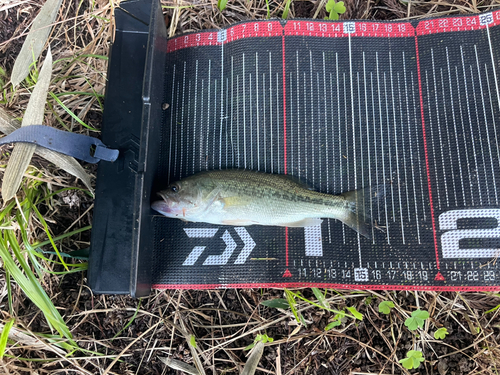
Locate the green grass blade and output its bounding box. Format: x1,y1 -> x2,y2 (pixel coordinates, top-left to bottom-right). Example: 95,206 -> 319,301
1,230 -> 75,345
54,91 -> 104,98
286,289 -> 356,319
112,299 -> 141,339
6,270 -> 12,315
30,204 -> 69,271
33,225 -> 92,249
312,288 -> 329,309
0,318 -> 15,359
48,92 -> 98,131
284,289 -> 301,324
282,0 -> 292,19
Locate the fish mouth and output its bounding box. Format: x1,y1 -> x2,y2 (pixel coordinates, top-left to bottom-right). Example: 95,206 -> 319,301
151,200 -> 172,215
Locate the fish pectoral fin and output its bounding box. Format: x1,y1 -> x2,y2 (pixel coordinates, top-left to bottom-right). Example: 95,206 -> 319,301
219,196 -> 250,208
222,219 -> 257,225
279,218 -> 323,227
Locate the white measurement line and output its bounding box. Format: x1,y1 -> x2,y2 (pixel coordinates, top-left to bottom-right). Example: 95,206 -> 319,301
363,53 -> 374,241
329,71 -> 335,244
370,72 -> 381,223
296,51 -> 300,178
276,73 -> 280,174
263,72 -> 267,172
236,75 -> 240,168
174,83 -> 180,178
271,53 -> 275,173
474,45 -> 498,204
323,52 -> 329,194
185,80 -> 191,177
397,72 -> 411,227
330,72 -> 335,190
310,51 -> 315,183
357,72 -> 365,193
230,57 -> 234,167
256,53 -> 260,170
220,42 -> 224,171
304,72 -> 308,180
200,79 -> 204,171
193,61 -> 198,174
454,66 -> 473,205
446,47 -> 465,205
410,72 -> 427,222
206,60 -> 211,170
376,53 -> 390,243
357,70 -> 368,247
180,63 -> 186,179
424,71 -> 442,210
460,46 -> 482,205
337,54 -> 341,195
344,72 -> 349,191
168,64 -> 176,184
431,49 -> 448,208
403,56 -> 421,244
316,72 -> 322,188
225,78 -> 229,169
242,55 -> 247,169
389,52 -> 404,242
487,26 -> 500,130
439,68 -> 456,205
289,71 -> 293,174
484,63 -> 500,205
469,64 -> 490,204
213,79 -> 217,169
249,73 -> 253,170
383,72 -> 395,223
343,71 -> 347,243
349,37 -> 356,191
348,34 -> 361,263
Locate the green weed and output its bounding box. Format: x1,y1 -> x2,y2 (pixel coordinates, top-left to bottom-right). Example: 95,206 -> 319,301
261,289 -> 362,329
325,0 -> 346,20
378,300 -> 395,314
404,309 -> 429,331
399,350 -> 425,369
217,0 -> 228,12
245,333 -> 274,351
434,327 -> 449,339
0,318 -> 15,359
0,175 -> 89,349
282,0 -> 292,19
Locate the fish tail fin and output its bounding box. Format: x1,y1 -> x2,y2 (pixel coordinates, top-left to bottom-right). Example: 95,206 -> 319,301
340,185 -> 386,240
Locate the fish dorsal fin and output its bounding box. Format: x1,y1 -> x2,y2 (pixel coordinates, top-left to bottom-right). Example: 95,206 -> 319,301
279,218 -> 323,227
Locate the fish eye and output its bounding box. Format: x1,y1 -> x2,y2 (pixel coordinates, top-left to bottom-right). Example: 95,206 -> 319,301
170,184 -> 179,193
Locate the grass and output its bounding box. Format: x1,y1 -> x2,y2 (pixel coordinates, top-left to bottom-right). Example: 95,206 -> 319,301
1,0 -> 500,374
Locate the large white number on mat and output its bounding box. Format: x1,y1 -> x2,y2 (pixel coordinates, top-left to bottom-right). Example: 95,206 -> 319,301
305,225 -> 323,257
439,209 -> 500,258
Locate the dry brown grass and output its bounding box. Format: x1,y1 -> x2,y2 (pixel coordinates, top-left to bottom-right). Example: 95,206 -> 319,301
1,1 -> 500,374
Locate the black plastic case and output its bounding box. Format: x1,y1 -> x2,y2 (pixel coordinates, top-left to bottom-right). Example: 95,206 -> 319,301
88,0 -> 165,297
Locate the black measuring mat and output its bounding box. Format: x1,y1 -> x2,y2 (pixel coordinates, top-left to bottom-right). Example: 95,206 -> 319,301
152,12 -> 500,290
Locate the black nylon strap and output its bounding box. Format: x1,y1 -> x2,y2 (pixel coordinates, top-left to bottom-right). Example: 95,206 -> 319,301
0,125 -> 119,163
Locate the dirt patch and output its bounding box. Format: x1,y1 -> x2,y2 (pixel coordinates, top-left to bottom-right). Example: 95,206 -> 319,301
0,4 -> 38,73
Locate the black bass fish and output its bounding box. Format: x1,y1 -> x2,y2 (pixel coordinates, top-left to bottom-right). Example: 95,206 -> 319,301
152,170 -> 379,238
